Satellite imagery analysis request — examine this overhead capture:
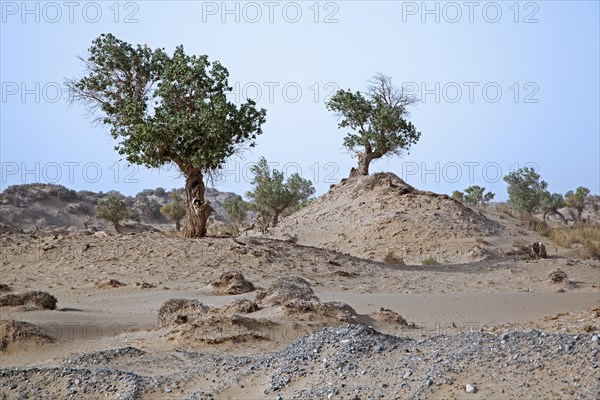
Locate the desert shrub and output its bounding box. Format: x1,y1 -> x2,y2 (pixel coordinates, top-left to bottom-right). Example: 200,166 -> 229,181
421,256 -> 438,266
548,268 -> 568,284
0,320 -> 52,351
0,291 -> 57,309
156,299 -> 210,328
580,240 -> 600,259
382,250 -> 404,264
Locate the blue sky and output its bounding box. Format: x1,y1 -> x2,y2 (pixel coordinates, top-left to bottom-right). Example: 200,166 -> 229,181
1,1 -> 599,200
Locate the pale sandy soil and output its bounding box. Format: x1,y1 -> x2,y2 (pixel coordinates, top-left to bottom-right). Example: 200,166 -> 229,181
0,228 -> 599,399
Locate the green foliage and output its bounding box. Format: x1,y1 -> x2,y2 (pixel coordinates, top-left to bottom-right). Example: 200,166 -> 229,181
325,74 -> 420,174
452,187 -> 494,207
246,157 -> 315,227
95,193 -> 140,232
503,167 -> 548,215
450,190 -> 464,203
69,33 -> 266,171
463,185 -> 485,207
223,195 -> 250,226
160,192 -> 186,230
421,256 -> 439,266
540,192 -> 566,223
565,186 -> 590,221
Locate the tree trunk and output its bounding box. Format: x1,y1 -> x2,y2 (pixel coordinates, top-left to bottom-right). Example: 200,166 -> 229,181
271,209 -> 281,227
113,221 -> 121,234
555,210 -> 568,225
182,168 -> 214,238
175,219 -> 181,231
356,152 -> 370,176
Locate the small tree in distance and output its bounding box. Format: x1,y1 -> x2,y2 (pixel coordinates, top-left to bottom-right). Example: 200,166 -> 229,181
95,193 -> 140,233
540,192 -> 567,223
326,74 -> 421,176
246,157 -> 315,227
160,192 -> 186,231
503,167 -> 548,216
565,186 -> 590,222
451,187 -> 494,208
451,190 -> 464,204
223,195 -> 250,227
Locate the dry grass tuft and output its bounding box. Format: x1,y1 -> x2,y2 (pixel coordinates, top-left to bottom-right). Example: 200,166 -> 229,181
0,320 -> 52,351
382,250 -> 404,265
207,222 -> 239,237
0,291 -> 57,310
548,268 -> 569,285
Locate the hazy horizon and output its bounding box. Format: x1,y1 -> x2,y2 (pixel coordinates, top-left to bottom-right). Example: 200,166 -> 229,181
2,1 -> 599,200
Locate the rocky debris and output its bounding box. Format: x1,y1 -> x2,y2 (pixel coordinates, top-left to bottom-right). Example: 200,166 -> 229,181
156,299 -> 210,328
95,279 -> 125,288
0,284 -> 12,293
466,383 -> 476,393
256,276 -> 318,306
0,320 -> 52,351
528,242 -> 548,259
0,291 -> 57,310
1,325 -> 599,398
0,367 -> 140,399
210,270 -> 255,295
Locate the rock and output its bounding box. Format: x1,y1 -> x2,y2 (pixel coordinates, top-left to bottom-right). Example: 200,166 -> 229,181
403,370 -> 412,379
466,383 -> 476,393
592,335 -> 598,342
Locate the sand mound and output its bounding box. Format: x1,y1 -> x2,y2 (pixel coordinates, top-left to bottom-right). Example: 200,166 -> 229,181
368,307 -> 412,326
267,172 -> 502,264
0,320 -> 52,351
156,299 -> 210,328
210,270 -> 255,295
256,276 -> 318,306
0,291 -> 57,310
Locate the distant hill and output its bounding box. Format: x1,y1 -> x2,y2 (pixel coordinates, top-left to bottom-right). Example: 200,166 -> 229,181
0,183 -> 237,232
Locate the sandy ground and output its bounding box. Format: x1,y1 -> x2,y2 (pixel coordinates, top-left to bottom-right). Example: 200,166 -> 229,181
0,227 -> 599,398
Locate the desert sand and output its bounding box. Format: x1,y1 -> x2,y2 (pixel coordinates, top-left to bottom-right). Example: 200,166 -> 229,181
1,174 -> 599,399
